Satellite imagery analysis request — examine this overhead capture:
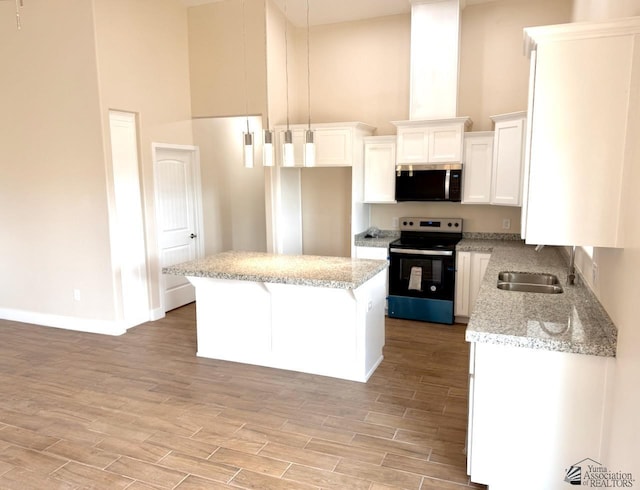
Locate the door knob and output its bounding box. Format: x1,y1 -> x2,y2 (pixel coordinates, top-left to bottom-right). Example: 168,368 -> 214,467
189,233 -> 197,239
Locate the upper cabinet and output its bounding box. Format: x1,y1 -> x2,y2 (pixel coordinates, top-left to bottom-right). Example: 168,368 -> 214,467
462,112 -> 526,206
462,132 -> 494,204
522,18 -> 640,247
490,112 -> 526,206
393,117 -> 472,165
274,122 -> 375,167
363,136 -> 396,203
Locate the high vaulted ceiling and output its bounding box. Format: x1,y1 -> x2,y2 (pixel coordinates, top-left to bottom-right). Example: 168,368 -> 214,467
180,0 -> 512,27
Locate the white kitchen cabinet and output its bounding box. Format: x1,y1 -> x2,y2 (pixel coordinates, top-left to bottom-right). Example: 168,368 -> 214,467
462,132 -> 494,204
522,18 -> 640,247
274,123 -> 367,167
363,136 -> 396,203
354,245 -> 388,261
490,112 -> 526,206
455,251 -> 490,319
393,117 -> 471,164
468,341 -> 613,489
355,245 -> 389,310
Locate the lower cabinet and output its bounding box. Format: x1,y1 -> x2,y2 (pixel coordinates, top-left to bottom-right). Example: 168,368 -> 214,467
355,245 -> 389,310
455,251 -> 491,319
467,341 -> 613,490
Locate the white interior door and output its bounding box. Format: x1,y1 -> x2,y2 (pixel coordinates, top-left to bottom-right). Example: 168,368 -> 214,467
153,145 -> 203,312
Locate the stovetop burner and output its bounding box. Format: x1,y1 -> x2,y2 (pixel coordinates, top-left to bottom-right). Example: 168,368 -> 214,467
390,217 -> 463,251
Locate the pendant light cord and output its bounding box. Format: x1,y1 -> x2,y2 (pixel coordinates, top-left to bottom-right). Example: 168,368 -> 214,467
284,0 -> 290,130
242,0 -> 249,133
306,0 -> 311,131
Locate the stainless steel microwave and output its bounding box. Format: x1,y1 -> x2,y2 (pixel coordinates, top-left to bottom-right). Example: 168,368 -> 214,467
395,164 -> 462,202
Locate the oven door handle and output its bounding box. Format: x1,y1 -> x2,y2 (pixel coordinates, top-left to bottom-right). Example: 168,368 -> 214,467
390,248 -> 454,257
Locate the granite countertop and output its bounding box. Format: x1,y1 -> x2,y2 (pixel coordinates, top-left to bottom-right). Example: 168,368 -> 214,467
463,240 -> 617,357
163,251 -> 388,290
354,230 -> 399,248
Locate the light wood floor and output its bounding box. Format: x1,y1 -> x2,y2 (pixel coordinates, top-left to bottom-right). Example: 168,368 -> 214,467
0,304 -> 486,490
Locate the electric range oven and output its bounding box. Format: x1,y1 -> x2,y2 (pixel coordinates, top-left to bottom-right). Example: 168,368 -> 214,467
387,217 -> 462,324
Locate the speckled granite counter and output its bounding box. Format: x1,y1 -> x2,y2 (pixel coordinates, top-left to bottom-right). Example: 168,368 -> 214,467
354,230 -> 399,248
163,251 -> 388,290
462,240 -> 617,357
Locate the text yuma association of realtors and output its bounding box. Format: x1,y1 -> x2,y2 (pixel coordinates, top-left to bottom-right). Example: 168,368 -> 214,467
582,464 -> 635,488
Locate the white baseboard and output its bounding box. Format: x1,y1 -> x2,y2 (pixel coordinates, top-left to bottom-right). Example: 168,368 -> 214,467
0,308 -> 128,336
149,307 -> 165,322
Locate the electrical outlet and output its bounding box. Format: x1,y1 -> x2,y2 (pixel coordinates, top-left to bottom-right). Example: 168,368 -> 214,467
502,219 -> 511,230
392,217 -> 399,229
73,289 -> 81,301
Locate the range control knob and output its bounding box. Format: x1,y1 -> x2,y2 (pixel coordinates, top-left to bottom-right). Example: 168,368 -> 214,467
455,223 -> 460,227
430,285 -> 437,292
409,221 -> 414,226
403,221 -> 408,226
447,222 -> 452,227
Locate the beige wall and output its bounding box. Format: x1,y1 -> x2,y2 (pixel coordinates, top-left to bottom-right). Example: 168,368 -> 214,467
301,168 -> 351,257
571,0 -> 640,476
193,117 -> 267,255
0,1 -> 115,319
93,0 -> 194,315
459,0 -> 573,131
573,0 -> 640,21
295,14 -> 411,136
0,0 -> 194,325
188,0 -> 267,119
372,202 -> 522,234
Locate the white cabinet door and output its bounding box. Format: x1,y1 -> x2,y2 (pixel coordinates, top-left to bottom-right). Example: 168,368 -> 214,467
455,251 -> 471,317
428,124 -> 464,163
491,113 -> 526,206
469,253 -> 490,317
394,118 -> 470,164
462,132 -> 494,204
363,136 -> 396,203
315,128 -> 353,167
354,246 -> 388,260
469,342 -> 613,489
522,19 -> 640,247
455,251 -> 491,319
395,126 -> 429,164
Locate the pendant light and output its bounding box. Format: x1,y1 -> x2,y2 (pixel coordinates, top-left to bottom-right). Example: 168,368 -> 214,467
241,0 -> 254,168
282,0 -> 295,167
303,0 -> 316,167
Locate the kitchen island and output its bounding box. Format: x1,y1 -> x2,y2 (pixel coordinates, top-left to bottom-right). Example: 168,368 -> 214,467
163,251 -> 388,382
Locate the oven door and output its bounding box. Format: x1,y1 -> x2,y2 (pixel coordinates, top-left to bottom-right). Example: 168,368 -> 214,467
387,248 -> 456,324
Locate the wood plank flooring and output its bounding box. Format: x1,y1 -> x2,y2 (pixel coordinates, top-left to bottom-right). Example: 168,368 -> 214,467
0,304 -> 486,489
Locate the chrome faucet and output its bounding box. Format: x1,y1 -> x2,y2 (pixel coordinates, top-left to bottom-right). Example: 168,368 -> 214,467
567,246 -> 576,285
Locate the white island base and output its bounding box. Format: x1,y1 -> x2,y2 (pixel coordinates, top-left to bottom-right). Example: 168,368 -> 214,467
188,269 -> 386,382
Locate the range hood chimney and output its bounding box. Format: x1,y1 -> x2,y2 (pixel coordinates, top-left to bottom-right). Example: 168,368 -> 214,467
409,0 -> 463,120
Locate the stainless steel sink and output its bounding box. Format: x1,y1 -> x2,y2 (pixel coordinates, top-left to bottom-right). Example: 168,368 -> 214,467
496,282 -> 564,294
498,271 -> 560,285
497,271 -> 563,294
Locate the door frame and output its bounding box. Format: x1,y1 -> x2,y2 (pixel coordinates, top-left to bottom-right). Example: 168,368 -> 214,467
152,143 -> 205,314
